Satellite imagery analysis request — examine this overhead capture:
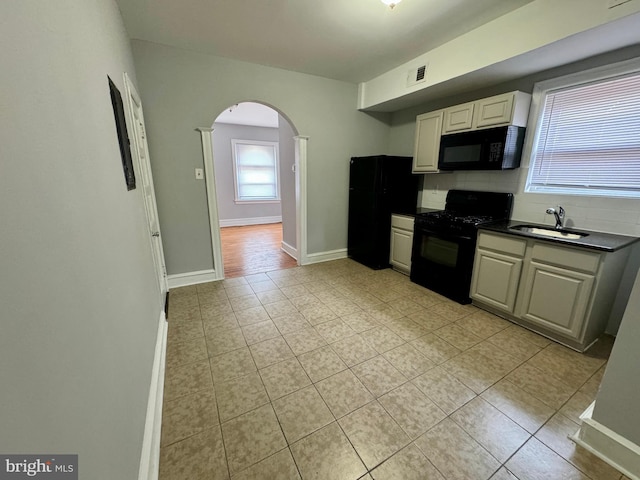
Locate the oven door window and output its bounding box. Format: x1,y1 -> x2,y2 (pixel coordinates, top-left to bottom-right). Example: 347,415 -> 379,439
420,235 -> 459,268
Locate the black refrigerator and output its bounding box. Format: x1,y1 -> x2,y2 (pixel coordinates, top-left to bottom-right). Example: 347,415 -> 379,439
348,155 -> 419,270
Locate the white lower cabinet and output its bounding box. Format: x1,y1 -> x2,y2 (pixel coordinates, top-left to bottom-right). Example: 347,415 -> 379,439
470,231 -> 629,351
390,215 -> 414,275
519,261 -> 594,340
471,249 -> 523,313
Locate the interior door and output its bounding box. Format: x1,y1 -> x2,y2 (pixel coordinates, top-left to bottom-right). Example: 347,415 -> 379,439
123,73 -> 168,305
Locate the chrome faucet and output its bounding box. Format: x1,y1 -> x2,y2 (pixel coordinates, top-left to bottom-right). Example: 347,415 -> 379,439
546,206 -> 565,230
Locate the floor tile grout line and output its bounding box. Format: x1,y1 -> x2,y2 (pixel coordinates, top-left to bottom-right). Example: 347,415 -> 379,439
333,409 -> 371,475
443,353 -> 608,479
445,398 -> 530,478
158,422 -> 217,451
206,348 -> 232,480
514,364 -> 613,479
249,350 -> 305,479
530,417 -> 600,480
407,436 -> 451,480
339,396 -> 414,475
165,260 -> 616,479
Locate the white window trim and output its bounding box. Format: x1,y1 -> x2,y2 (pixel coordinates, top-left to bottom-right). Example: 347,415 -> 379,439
522,57 -> 640,198
231,139 -> 281,204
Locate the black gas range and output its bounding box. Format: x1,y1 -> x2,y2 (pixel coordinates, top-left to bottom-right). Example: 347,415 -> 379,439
410,190 -> 514,304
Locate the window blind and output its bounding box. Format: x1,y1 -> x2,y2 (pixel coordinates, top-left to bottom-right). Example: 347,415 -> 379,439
527,71 -> 640,198
233,142 -> 279,201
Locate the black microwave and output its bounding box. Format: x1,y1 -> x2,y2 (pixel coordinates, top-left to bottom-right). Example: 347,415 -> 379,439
438,125 -> 526,171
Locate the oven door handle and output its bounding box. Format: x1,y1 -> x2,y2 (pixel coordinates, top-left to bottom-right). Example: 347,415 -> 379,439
414,226 -> 475,243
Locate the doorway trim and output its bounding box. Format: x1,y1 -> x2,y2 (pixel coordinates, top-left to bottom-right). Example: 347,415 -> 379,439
122,73 -> 169,302
197,128 -> 308,279
197,127 -> 226,281
294,136 -> 309,266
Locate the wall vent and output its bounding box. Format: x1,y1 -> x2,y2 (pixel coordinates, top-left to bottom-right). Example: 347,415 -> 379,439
407,64 -> 428,87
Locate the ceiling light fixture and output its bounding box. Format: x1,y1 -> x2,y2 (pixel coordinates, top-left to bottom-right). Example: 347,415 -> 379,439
380,0 -> 402,8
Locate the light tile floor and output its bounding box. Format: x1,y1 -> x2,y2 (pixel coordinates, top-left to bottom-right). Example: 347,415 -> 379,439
160,259 -> 629,480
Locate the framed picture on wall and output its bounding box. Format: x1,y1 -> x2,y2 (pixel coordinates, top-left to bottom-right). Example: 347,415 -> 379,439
108,76 -> 136,191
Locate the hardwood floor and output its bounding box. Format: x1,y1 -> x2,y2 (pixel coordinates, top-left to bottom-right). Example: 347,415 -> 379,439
220,223 -> 297,278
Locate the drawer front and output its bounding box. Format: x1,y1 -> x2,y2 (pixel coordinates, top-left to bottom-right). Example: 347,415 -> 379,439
531,243 -> 600,273
478,232 -> 527,257
391,214 -> 414,231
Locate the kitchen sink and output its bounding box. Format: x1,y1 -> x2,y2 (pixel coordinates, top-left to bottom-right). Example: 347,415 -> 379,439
509,224 -> 589,240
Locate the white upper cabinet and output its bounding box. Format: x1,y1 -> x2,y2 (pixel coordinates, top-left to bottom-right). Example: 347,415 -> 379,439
475,93 -> 515,128
412,110 -> 444,173
475,91 -> 530,128
442,102 -> 475,133
440,91 -> 531,135
413,91 -> 531,173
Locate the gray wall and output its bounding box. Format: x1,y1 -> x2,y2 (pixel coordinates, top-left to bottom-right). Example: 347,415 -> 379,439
212,123 -> 282,221
131,40 -> 391,275
0,1 -> 161,479
593,268 -> 640,446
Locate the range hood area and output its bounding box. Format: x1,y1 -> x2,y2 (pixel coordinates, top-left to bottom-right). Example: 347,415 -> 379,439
357,0 -> 640,112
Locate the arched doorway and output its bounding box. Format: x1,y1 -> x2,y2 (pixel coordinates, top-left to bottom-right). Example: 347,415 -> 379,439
196,102 -> 308,279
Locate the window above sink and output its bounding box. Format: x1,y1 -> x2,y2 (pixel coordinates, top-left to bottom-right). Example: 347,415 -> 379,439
523,57 -> 640,199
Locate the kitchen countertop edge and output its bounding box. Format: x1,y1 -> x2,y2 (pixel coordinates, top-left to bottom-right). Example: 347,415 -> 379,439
392,208 -> 442,218
480,221 -> 640,252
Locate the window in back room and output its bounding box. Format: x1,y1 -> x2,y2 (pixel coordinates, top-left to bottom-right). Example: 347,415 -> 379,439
232,139 -> 280,203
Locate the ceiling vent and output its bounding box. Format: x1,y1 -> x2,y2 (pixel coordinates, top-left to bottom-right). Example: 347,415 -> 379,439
407,64 -> 428,88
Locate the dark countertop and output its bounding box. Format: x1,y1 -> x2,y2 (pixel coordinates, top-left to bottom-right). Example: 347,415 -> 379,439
416,207 -> 442,215
392,208 -> 442,218
480,220 -> 640,252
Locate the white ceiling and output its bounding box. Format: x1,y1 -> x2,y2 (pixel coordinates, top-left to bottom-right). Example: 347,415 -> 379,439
214,102 -> 280,128
115,0 -> 534,83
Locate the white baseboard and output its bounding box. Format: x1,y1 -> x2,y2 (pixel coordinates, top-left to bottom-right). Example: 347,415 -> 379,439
281,241 -> 297,260
305,248 -> 348,265
571,401 -> 640,480
167,269 -> 221,288
138,312 -> 168,480
219,216 -> 282,227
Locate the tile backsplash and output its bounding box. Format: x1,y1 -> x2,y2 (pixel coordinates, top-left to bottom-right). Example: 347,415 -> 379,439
420,167 -> 640,237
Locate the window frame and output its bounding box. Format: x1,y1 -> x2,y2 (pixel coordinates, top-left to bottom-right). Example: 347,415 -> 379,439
231,139 -> 281,204
523,57 -> 640,199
